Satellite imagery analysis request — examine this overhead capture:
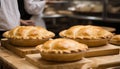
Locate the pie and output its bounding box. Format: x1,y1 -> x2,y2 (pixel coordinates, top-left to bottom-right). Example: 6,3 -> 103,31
36,38 -> 88,62
59,25 -> 113,47
3,26 -> 55,46
109,35 -> 120,45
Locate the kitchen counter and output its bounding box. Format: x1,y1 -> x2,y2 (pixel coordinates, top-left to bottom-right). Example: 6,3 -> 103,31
0,43 -> 120,69
0,46 -> 38,69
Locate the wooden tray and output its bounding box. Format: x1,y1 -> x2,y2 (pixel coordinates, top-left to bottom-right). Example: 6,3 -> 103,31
26,54 -> 93,69
25,44 -> 120,69
89,55 -> 120,69
1,38 -> 120,58
26,54 -> 120,69
1,39 -> 39,58
0,47 -> 39,69
85,44 -> 119,57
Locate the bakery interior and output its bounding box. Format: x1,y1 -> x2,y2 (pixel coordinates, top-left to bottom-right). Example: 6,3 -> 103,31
43,0 -> 120,37
0,0 -> 120,69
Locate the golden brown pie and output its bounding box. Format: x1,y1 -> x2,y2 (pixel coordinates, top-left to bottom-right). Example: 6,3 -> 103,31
36,38 -> 88,62
3,26 -> 55,46
109,35 -> 120,45
59,25 -> 113,47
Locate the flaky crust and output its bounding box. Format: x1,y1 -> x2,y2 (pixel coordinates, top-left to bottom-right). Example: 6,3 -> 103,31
74,38 -> 108,47
59,25 -> 113,40
3,26 -> 55,46
109,35 -> 120,45
3,26 -> 55,39
36,38 -> 88,61
36,38 -> 88,54
8,38 -> 49,46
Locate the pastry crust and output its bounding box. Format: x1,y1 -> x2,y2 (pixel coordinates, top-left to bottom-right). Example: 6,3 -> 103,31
8,38 -> 49,47
3,26 -> 55,46
74,39 -> 108,47
59,25 -> 113,47
109,35 -> 120,45
36,38 -> 88,61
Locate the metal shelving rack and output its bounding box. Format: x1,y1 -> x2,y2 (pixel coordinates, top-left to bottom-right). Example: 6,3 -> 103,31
43,1 -> 68,26
104,0 -> 120,22
43,0 -> 120,22
66,0 -> 120,22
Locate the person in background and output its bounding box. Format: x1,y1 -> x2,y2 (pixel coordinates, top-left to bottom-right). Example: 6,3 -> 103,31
0,0 -> 34,38
17,0 -> 32,20
24,0 -> 47,28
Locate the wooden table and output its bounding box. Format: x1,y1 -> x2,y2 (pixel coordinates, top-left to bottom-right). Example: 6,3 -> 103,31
0,44 -> 120,69
0,46 -> 39,69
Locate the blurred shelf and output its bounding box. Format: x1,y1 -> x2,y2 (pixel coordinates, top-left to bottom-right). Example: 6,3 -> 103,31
66,14 -> 103,21
105,18 -> 120,22
66,14 -> 120,22
42,14 -> 65,18
47,1 -> 68,4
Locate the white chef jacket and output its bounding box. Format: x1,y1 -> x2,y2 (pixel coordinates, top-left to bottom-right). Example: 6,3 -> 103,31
0,0 -> 20,31
24,0 -> 46,28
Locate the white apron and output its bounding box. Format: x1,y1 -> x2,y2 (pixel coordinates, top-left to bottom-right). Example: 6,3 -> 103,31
24,0 -> 46,28
0,0 -> 20,31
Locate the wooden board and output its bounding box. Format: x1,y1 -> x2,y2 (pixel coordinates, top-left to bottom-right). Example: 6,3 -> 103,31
26,54 -> 120,69
89,55 -> 120,69
0,47 -> 39,69
1,39 -> 39,58
101,26 -> 116,32
25,44 -> 120,69
1,38 -> 119,58
85,44 -> 120,57
26,54 -> 94,69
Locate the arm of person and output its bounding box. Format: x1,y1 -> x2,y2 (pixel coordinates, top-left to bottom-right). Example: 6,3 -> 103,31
20,19 -> 35,26
24,0 -> 46,15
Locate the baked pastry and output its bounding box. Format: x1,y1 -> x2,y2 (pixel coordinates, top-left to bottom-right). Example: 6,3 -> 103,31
3,26 -> 55,46
36,38 -> 88,62
59,25 -> 113,47
109,35 -> 120,45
